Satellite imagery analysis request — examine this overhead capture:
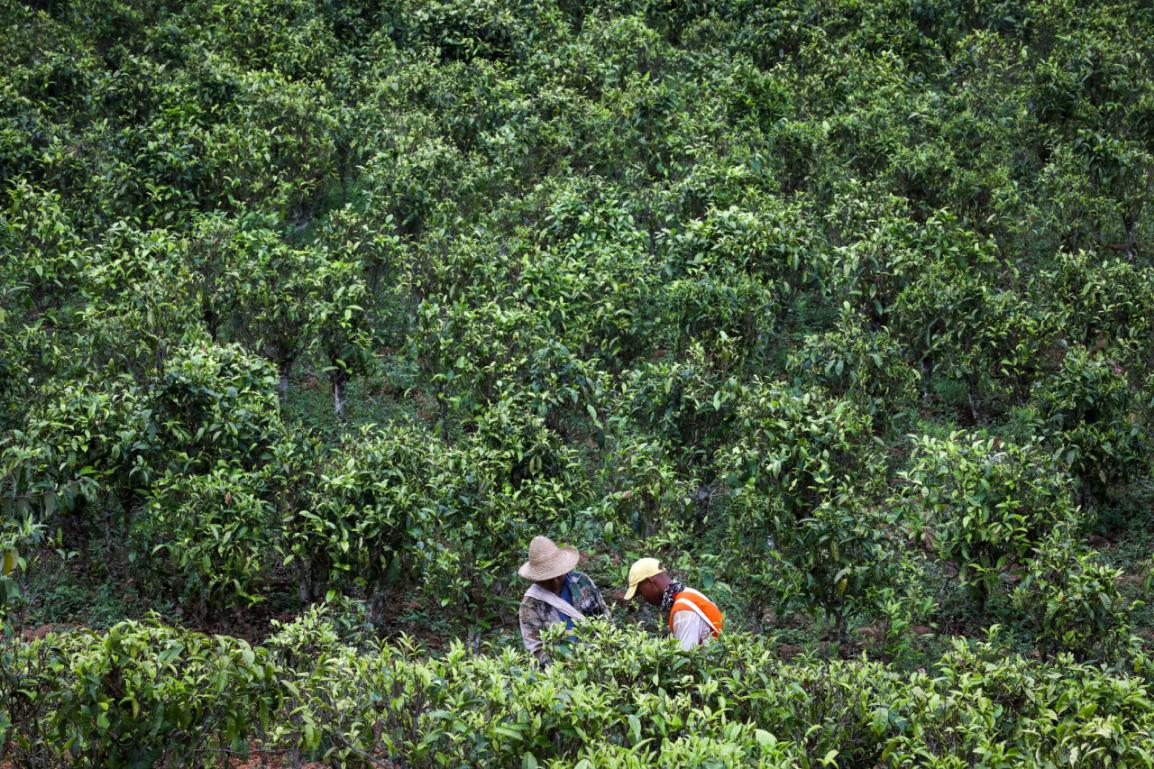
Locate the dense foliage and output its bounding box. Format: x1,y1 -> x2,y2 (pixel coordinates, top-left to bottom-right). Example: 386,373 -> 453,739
2,0 -> 1154,763
5,612 -> 1154,768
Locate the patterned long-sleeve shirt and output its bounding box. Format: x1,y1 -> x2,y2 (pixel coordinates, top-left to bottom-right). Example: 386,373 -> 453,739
518,571 -> 608,663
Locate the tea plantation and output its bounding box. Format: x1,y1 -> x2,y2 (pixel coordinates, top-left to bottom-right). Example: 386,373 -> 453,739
2,0 -> 1154,765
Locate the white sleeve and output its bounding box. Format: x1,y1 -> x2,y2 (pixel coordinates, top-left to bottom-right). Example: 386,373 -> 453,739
671,610 -> 707,650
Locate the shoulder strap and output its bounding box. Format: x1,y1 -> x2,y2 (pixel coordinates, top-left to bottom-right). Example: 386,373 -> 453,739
670,590 -> 719,634
526,583 -> 586,622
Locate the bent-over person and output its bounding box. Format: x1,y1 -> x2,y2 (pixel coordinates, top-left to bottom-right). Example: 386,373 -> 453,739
624,558 -> 723,650
518,535 -> 608,664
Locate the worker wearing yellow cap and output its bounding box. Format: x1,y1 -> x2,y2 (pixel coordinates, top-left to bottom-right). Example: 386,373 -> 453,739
623,558 -> 723,649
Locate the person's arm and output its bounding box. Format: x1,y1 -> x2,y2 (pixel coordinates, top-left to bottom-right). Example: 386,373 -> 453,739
570,568 -> 613,618
671,610 -> 708,651
519,599 -> 549,664
585,574 -> 610,616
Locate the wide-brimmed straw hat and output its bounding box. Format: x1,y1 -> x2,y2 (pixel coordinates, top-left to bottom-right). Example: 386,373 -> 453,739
518,535 -> 580,581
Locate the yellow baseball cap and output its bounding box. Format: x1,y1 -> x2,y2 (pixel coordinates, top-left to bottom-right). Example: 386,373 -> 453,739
624,557 -> 664,600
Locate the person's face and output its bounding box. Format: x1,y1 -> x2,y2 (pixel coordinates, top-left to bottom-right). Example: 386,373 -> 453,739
539,574 -> 567,594
637,577 -> 663,606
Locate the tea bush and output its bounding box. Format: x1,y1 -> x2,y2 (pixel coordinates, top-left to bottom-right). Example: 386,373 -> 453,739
718,382 -> 896,628
786,308 -> 919,433
900,433 -> 1078,607
296,427 -> 438,623
3,378 -> 152,545
146,464 -> 278,618
1029,346 -> 1150,512
1013,528 -> 1133,661
1034,252 -> 1154,366
722,381 -> 884,522
4,618 -> 1154,768
149,343 -> 283,474
0,621 -> 279,768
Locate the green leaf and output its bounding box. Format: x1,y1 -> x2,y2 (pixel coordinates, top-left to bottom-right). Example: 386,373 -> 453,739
628,714 -> 642,744
1,550 -> 17,577
493,725 -> 524,741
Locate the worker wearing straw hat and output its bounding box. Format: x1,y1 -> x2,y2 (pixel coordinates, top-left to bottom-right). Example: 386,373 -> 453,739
518,535 -> 608,664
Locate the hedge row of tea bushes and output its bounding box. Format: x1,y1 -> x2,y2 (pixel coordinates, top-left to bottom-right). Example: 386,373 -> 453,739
3,610 -> 1154,768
